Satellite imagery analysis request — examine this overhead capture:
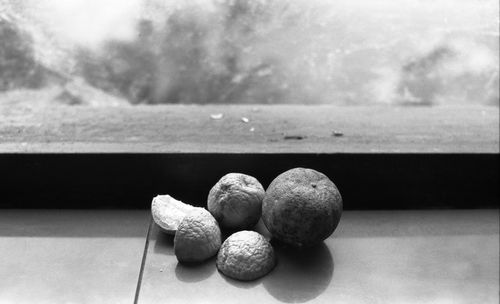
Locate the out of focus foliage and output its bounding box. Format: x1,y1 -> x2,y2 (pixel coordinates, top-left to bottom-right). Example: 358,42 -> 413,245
72,0 -> 500,105
0,17 -> 42,90
1,0 -> 499,105
398,43 -> 499,105
76,0 -> 294,104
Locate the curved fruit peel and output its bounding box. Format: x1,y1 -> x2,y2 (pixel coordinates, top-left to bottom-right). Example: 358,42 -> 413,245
151,195 -> 197,234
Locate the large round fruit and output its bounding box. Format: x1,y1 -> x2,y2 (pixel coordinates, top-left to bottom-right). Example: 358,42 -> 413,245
262,168 -> 343,247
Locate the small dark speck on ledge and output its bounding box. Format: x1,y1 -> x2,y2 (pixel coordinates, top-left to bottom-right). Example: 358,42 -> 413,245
332,131 -> 344,137
284,135 -> 306,140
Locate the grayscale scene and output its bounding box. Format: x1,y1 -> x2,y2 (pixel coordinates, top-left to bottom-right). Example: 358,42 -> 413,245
1,1 -> 498,304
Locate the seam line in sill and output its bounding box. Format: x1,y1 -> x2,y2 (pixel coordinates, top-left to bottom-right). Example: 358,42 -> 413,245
134,216 -> 153,304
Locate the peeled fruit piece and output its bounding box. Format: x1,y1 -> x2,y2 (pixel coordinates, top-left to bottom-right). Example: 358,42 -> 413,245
262,167 -> 343,248
208,173 -> 265,230
216,231 -> 276,281
174,208 -> 222,263
151,195 -> 197,234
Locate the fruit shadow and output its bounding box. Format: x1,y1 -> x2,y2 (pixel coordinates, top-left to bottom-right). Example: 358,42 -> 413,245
151,223 -> 217,283
218,269 -> 262,289
152,225 -> 175,256
262,240 -> 334,303
175,256 -> 217,283
253,218 -> 273,240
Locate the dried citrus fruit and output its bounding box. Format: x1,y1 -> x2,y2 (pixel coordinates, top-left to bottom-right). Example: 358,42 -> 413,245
262,168 -> 343,248
207,173 -> 265,230
151,195 -> 197,234
174,208 -> 222,263
217,231 -> 276,281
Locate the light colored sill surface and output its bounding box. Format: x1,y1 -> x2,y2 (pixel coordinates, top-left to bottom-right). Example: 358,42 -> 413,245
0,104 -> 498,153
139,210 -> 499,304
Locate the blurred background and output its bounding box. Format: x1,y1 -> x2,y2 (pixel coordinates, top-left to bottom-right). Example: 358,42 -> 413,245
0,0 -> 498,106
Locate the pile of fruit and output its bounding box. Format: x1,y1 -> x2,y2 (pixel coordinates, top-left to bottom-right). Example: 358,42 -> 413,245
151,167 -> 343,281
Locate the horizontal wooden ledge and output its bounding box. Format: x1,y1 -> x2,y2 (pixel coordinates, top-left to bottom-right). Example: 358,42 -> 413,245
1,104 -> 498,153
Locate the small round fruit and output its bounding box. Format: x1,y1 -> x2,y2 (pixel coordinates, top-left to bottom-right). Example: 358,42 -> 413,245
262,167 -> 342,248
174,208 -> 222,263
208,173 -> 265,230
217,231 -> 276,281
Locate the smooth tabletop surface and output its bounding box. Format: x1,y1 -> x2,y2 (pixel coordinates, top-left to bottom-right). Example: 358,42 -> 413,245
0,210 -> 150,304
138,209 -> 499,304
1,209 -> 498,304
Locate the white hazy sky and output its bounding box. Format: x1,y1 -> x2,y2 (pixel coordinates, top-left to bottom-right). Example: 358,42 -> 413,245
34,0 -> 144,46
17,0 -> 497,48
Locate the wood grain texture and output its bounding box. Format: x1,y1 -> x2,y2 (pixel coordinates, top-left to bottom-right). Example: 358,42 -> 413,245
1,105 -> 498,153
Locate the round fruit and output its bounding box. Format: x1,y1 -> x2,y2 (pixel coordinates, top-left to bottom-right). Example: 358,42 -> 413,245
207,173 -> 265,230
262,167 -> 342,248
174,208 -> 222,263
151,195 -> 197,234
216,231 -> 276,281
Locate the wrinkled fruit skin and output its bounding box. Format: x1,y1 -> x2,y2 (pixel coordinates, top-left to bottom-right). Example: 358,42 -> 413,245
174,208 -> 222,263
262,168 -> 343,248
217,231 -> 276,281
208,173 -> 265,230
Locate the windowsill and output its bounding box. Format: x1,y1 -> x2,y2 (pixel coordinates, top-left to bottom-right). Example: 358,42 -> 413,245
1,104 -> 498,153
